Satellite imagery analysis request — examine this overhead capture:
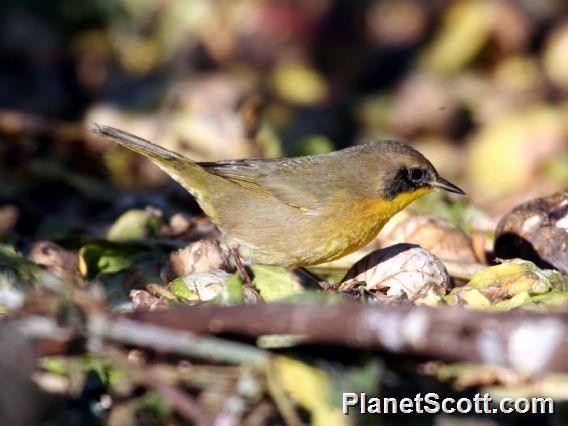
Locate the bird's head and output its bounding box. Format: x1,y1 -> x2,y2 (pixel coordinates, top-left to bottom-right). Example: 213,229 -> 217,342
373,140 -> 465,200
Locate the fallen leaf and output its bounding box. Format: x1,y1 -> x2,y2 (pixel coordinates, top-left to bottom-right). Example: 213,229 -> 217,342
249,265 -> 303,302
446,259 -> 567,310
341,244 -> 452,306
379,214 -> 476,263
130,289 -> 166,311
274,356 -> 347,426
494,192 -> 568,275
169,269 -> 231,303
28,241 -> 80,281
169,240 -> 229,278
107,208 -> 163,242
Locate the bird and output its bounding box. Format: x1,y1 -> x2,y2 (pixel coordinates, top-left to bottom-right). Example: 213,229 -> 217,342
92,124 -> 464,291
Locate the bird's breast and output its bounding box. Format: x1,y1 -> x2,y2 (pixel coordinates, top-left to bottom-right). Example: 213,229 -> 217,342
310,187 -> 432,263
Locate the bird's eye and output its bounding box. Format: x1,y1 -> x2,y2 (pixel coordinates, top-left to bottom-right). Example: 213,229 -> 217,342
409,167 -> 424,182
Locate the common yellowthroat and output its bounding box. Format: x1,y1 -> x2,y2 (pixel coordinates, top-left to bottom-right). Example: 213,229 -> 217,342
93,124 -> 464,274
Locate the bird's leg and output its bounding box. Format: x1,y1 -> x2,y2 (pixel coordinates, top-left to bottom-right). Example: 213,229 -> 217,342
231,249 -> 263,303
298,267 -> 334,291
232,249 -> 252,284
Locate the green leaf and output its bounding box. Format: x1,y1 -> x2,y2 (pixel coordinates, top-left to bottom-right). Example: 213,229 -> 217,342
169,277 -> 199,303
132,392 -> 173,421
170,270 -> 232,303
250,265 -> 302,302
530,289 -> 568,307
39,356 -> 69,376
492,291 -> 533,311
84,354 -> 128,389
219,272 -> 245,304
446,259 -> 568,311
107,209 -> 163,241
78,241 -> 166,280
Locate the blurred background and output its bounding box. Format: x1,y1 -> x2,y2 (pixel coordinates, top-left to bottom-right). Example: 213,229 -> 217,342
0,0 -> 567,240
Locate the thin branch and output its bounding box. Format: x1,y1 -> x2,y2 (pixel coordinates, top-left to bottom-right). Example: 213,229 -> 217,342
11,304 -> 568,377
101,346 -> 209,425
88,316 -> 269,365
125,304 -> 568,375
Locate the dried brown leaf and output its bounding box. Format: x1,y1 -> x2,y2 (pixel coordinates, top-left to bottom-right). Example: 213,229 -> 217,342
170,240 -> 229,278
495,192 -> 568,275
341,243 -> 452,305
380,214 -> 476,263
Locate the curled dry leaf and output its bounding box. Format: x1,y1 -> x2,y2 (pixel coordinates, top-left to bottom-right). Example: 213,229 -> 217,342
28,241 -> 80,280
129,289 -> 166,311
379,214 -> 476,263
170,240 -> 230,278
445,259 -> 567,311
169,269 -> 232,302
494,192 -> 568,275
340,243 -> 452,306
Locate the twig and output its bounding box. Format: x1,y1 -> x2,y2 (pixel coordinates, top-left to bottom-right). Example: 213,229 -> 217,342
13,305 -> 568,376
13,315 -> 301,425
102,345 -> 209,425
88,316 -> 269,365
90,317 -> 301,423
126,304 -> 568,375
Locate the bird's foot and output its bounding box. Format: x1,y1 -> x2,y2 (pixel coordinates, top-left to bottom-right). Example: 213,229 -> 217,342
231,249 -> 263,303
298,267 -> 336,292
338,280 -> 376,301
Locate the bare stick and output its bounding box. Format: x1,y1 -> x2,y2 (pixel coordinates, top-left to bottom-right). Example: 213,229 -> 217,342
126,304 -> 568,375
102,346 -> 209,425
12,305 -> 568,375
88,316 -> 269,365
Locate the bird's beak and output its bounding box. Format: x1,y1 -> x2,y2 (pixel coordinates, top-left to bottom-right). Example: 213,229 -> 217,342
431,176 -> 465,195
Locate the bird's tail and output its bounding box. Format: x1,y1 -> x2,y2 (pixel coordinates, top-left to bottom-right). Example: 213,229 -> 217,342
92,123 -> 209,192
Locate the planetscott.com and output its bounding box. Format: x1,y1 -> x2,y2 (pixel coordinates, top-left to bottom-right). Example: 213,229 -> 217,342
342,392 -> 554,415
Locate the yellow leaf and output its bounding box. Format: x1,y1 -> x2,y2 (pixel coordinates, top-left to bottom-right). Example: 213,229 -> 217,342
274,356 -> 347,426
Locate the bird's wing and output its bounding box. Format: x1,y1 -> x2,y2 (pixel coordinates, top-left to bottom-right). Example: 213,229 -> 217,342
198,157 -> 338,211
